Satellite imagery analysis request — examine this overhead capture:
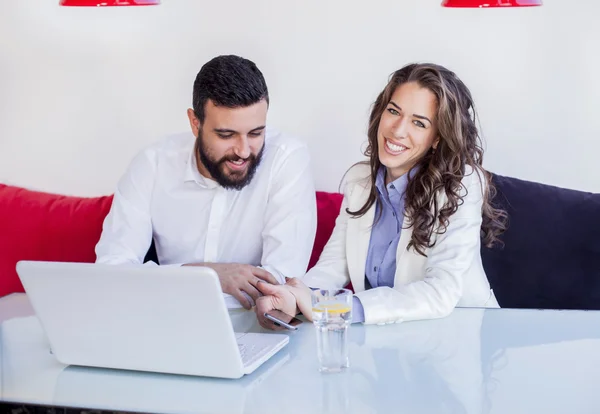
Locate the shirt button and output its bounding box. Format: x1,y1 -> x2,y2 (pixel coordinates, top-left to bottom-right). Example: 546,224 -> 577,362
390,185 -> 395,189
392,212 -> 396,217
374,266 -> 378,272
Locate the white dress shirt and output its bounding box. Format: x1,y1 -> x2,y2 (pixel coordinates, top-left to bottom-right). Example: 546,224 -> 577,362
95,129 -> 317,308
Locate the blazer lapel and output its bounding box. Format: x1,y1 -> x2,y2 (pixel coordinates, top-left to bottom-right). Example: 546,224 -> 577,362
394,215 -> 412,286
346,187 -> 375,293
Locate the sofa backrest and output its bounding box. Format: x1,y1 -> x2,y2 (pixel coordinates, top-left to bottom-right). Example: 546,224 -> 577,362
481,174 -> 600,310
0,184 -> 343,297
5,176 -> 599,310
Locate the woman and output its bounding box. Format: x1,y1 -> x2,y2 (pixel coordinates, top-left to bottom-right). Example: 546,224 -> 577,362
256,63 -> 507,328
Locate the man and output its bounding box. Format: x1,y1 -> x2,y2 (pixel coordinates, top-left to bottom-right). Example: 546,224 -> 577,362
96,55 -> 317,310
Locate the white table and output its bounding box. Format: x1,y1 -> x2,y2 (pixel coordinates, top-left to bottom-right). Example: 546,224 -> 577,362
2,292 -> 600,414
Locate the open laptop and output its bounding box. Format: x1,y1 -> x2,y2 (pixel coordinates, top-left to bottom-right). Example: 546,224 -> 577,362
15,260 -> 289,379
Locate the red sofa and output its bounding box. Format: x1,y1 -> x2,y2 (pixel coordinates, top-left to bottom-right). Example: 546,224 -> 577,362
0,183 -> 343,297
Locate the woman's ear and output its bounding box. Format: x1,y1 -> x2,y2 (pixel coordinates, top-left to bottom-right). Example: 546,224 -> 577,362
432,137 -> 440,150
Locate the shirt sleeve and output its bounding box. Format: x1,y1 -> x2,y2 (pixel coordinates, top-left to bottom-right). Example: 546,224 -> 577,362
351,296 -> 366,323
95,149 -> 157,265
259,144 -> 317,283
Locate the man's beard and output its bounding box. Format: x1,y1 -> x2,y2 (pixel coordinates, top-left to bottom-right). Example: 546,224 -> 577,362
196,133 -> 264,191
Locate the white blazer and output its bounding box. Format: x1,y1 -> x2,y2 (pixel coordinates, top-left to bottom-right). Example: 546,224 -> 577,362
303,163 -> 499,325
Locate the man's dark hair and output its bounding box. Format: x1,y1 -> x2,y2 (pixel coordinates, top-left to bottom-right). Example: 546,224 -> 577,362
192,55 -> 269,124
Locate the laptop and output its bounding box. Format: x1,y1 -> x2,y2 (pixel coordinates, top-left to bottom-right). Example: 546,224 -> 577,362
15,260 -> 289,379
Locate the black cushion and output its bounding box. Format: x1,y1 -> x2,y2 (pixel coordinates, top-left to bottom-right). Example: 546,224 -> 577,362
481,174 -> 600,310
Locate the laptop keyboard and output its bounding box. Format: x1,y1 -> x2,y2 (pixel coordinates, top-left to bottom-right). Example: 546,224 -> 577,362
236,333 -> 273,367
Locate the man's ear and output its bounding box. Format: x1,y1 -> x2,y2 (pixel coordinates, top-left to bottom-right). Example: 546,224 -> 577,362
187,108 -> 201,136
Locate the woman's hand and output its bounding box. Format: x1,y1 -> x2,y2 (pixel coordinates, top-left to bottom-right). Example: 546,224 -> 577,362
255,278 -> 314,330
282,277 -> 314,321
255,281 -> 299,330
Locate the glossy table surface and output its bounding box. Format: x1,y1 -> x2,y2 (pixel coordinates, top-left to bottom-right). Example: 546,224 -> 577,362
2,293 -> 600,414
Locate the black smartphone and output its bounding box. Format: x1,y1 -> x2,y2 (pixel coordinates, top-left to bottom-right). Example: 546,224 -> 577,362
264,309 -> 303,330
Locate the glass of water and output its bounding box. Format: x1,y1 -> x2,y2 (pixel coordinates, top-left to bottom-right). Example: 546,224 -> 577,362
311,288 -> 353,373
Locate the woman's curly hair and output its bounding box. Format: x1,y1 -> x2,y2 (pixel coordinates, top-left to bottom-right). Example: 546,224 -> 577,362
348,63 -> 507,256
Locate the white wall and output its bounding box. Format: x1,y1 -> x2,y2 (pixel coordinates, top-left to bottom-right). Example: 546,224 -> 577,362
1,0 -> 598,196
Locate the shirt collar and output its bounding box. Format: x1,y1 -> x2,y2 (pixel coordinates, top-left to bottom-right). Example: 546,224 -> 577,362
375,166 -> 411,198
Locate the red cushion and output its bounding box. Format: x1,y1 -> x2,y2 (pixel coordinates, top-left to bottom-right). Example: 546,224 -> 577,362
309,192 -> 354,292
308,192 -> 344,269
0,184 -> 113,297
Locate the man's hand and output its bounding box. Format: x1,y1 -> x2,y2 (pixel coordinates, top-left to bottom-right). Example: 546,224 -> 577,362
183,263 -> 279,310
